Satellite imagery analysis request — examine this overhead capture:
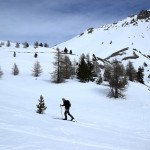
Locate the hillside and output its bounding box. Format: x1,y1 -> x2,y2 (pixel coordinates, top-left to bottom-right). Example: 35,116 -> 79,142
0,10 -> 150,150
55,10 -> 150,57
54,10 -> 150,84
0,44 -> 150,150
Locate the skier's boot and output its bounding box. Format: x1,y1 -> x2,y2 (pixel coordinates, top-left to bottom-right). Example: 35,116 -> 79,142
70,117 -> 74,121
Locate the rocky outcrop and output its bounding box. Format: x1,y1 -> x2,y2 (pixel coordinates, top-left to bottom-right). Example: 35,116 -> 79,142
137,10 -> 150,19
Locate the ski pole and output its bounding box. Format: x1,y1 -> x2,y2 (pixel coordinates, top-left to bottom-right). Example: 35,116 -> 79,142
60,105 -> 63,119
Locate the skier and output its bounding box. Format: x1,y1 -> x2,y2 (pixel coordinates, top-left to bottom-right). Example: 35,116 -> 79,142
60,98 -> 74,121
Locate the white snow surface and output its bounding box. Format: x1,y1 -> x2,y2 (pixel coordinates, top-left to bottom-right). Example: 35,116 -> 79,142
0,43 -> 150,150
55,15 -> 150,57
1,14 -> 150,150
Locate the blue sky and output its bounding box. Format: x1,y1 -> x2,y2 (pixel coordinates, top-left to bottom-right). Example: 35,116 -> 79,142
0,0 -> 150,47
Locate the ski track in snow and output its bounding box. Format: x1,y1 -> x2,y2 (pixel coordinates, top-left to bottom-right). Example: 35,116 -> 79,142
1,116 -> 149,150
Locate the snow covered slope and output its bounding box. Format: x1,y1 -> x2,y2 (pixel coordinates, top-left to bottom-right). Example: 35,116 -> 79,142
0,10 -> 150,150
54,10 -> 150,81
55,11 -> 150,57
0,39 -> 150,150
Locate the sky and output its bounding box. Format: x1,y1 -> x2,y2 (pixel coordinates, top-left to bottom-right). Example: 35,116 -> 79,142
0,0 -> 150,47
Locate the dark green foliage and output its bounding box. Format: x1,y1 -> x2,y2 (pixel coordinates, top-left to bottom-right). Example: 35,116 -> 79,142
76,57 -> 89,82
64,47 -> 68,53
137,66 -> 144,84
76,53 -> 94,82
44,43 -> 49,48
87,60 -> 94,81
13,51 -> 16,57
143,62 -> 147,67
34,53 -> 38,58
23,42 -> 29,48
36,95 -> 47,114
25,42 -> 29,48
39,43 -> 43,47
69,50 -> 72,54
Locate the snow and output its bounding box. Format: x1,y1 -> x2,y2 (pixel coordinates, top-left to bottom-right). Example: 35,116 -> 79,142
55,15 -> 150,57
0,42 -> 150,150
54,15 -> 150,85
1,15 -> 150,150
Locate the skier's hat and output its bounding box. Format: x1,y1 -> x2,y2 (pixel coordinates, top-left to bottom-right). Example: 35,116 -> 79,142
62,98 -> 65,101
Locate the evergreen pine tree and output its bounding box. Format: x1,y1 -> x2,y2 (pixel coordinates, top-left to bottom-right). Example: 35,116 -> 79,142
13,51 -> 16,57
69,50 -> 72,54
39,43 -> 43,47
137,66 -> 144,84
36,95 -> 47,114
64,47 -> 68,53
76,55 -> 89,82
23,42 -> 29,48
34,53 -> 38,58
86,53 -> 94,81
44,43 -> 49,48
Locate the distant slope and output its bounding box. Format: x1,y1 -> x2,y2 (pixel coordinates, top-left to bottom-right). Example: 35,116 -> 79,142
53,10 -> 150,83
54,10 -> 150,58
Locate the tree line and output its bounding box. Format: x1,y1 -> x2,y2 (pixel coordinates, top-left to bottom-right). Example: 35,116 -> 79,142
0,40 -> 49,48
51,48 -> 145,98
0,47 -> 146,98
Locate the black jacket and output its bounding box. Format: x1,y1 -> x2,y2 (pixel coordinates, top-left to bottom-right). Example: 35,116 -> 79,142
62,100 -> 71,109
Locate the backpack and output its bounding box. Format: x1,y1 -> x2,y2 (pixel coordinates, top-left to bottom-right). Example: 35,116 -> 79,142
65,100 -> 71,107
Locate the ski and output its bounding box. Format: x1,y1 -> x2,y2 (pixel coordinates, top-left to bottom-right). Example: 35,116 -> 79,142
53,117 -> 77,122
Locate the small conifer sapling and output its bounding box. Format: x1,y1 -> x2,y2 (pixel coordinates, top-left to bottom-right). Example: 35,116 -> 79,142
36,95 -> 47,114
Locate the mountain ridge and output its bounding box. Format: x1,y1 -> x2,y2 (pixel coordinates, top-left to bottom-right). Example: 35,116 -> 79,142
53,10 -> 150,55
52,10 -> 150,82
